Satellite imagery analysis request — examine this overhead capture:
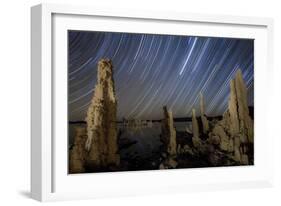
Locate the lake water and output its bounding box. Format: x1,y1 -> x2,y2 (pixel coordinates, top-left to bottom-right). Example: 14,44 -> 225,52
69,121 -> 192,157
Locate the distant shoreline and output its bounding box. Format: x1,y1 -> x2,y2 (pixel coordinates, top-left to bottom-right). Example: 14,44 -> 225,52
69,106 -> 253,124
68,116 -> 222,124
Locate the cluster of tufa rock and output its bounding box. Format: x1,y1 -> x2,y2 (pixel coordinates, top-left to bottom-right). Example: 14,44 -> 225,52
192,69 -> 253,165
69,59 -> 120,173
159,69 -> 253,169
208,70 -> 253,164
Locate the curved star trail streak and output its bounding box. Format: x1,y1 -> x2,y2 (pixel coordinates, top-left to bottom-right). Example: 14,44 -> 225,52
68,31 -> 254,121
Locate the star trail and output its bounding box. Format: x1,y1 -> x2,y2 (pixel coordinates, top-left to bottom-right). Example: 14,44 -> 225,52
68,30 -> 254,121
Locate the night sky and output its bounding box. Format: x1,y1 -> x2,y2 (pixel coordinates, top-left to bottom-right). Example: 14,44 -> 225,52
68,31 -> 254,121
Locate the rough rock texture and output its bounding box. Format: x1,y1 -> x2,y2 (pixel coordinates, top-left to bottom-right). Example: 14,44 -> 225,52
159,106 -> 178,169
200,93 -> 209,134
208,69 -> 253,164
69,126 -> 87,173
85,59 -> 120,169
191,109 -> 201,148
212,124 -> 229,151
228,80 -> 240,136
234,70 -> 254,143
177,144 -> 194,155
161,106 -> 177,156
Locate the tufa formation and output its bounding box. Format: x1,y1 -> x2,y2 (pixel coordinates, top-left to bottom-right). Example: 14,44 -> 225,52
159,106 -> 178,169
161,106 -> 177,156
200,92 -> 209,134
191,108 -> 201,148
69,126 -> 87,173
176,69 -> 253,168
85,58 -> 120,169
208,69 -> 253,164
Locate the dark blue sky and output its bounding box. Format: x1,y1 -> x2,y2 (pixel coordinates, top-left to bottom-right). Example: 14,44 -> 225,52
68,31 -> 254,121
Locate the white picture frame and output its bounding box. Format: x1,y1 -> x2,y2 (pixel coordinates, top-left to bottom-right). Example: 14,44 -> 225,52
31,3 -> 274,202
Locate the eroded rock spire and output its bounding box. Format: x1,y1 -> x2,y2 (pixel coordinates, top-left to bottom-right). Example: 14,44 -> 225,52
192,108 -> 201,148
161,106 -> 177,156
209,69 -> 253,164
200,92 -> 209,134
85,59 -> 120,169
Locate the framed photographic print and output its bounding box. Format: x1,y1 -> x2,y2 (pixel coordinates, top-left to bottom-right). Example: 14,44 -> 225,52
31,3 -> 274,201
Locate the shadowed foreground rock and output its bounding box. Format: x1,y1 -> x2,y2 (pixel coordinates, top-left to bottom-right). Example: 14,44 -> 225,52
69,126 -> 87,173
